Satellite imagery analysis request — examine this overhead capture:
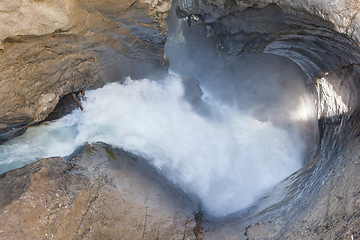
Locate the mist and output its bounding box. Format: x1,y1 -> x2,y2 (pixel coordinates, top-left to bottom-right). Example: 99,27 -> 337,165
165,10 -> 318,162
0,6 -> 318,217
0,75 -> 306,216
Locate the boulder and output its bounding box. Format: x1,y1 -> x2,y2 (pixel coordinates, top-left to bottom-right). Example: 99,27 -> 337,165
0,143 -> 199,239
0,0 -> 171,142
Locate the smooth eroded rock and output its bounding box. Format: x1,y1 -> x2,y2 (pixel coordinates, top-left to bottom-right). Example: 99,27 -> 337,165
176,0 -> 360,45
0,0 -> 70,49
0,143 -> 199,239
0,0 -> 171,140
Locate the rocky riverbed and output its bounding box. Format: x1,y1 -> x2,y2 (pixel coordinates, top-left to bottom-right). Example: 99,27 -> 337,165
1,0 -> 360,239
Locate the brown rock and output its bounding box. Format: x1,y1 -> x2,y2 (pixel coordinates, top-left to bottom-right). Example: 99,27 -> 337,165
0,0 -> 171,141
0,143 -> 198,239
0,0 -> 70,49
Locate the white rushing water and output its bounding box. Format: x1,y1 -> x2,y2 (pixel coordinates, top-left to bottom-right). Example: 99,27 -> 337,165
0,74 -> 303,216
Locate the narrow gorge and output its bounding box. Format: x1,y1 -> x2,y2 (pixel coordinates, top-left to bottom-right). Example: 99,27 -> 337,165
0,0 -> 359,239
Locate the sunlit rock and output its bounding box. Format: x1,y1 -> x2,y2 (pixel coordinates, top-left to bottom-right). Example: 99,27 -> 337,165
0,0 -> 70,49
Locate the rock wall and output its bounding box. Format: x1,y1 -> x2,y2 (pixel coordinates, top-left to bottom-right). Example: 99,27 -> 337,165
205,65 -> 360,239
175,0 -> 360,239
0,0 -> 171,142
0,0 -> 70,49
176,1 -> 360,81
176,0 -> 360,44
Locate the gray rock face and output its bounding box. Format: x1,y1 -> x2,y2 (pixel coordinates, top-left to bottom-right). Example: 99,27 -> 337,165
0,143 -> 199,239
205,65 -> 360,239
210,5 -> 360,79
177,2 -> 360,80
176,0 -> 360,45
277,0 -> 359,41
0,0 -> 171,142
174,0 -> 360,238
174,0 -> 360,239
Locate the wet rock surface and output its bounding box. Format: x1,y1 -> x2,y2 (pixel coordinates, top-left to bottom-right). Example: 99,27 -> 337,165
206,107 -> 360,239
0,115 -> 31,144
0,0 -> 171,141
210,5 -> 360,79
177,2 -> 360,79
176,0 -> 360,44
175,0 -> 360,239
0,143 -> 198,239
1,0 -> 360,239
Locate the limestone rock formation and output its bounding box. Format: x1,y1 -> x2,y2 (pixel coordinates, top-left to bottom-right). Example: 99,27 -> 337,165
175,0 -> 360,239
176,0 -> 360,45
0,0 -> 171,142
176,1 -> 360,80
0,143 -> 198,239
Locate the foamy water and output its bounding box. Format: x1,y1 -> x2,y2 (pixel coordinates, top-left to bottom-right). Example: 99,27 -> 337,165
0,75 -> 303,216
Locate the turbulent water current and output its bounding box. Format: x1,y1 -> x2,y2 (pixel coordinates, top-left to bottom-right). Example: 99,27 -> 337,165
0,14 -> 317,217
0,73 -> 315,216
